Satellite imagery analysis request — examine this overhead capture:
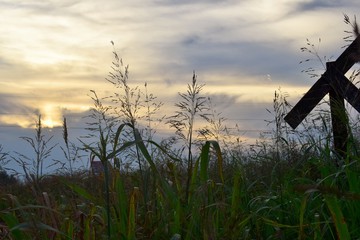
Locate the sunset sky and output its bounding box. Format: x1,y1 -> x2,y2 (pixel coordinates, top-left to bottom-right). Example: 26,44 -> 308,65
1,0 -> 360,173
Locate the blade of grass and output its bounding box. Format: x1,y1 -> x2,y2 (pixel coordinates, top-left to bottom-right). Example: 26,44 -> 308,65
127,187 -> 139,240
200,141 -> 224,184
324,195 -> 350,240
230,171 -> 241,219
114,173 -> 128,238
298,194 -> 308,240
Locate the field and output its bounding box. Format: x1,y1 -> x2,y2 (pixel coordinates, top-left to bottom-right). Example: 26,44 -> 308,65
1,43 -> 360,239
1,124 -> 360,239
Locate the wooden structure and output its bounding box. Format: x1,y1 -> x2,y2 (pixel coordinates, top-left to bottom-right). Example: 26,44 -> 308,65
91,161 -> 104,175
284,35 -> 360,157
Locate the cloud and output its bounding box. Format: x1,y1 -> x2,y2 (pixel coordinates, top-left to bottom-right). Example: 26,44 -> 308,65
295,0 -> 348,12
154,0 -> 234,5
0,93 -> 34,115
2,0 -> 360,170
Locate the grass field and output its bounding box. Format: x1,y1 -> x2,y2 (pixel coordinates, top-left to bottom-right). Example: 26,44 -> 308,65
1,118 -> 360,239
2,37 -> 360,239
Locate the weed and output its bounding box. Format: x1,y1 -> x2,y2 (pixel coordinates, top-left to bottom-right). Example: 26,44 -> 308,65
12,115 -> 57,185
167,71 -> 209,202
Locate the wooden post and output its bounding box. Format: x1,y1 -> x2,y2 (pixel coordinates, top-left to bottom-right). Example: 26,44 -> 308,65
285,35 -> 360,129
329,87 -> 348,158
284,35 -> 360,165
326,62 -> 349,160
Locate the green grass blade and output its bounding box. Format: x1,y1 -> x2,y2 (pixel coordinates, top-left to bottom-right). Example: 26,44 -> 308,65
200,141 -> 211,183
112,123 -> 131,151
200,141 -> 224,184
114,174 -> 128,237
133,128 -> 159,175
127,188 -> 139,240
209,140 -> 224,183
298,195 -> 308,240
324,196 -> 350,240
230,171 -> 241,219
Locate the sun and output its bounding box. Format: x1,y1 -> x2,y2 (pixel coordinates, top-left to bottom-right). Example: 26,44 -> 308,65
42,118 -> 55,128
39,104 -> 64,129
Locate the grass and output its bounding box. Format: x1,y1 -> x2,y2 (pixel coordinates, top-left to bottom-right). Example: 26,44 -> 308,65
2,131 -> 360,239
2,89 -> 360,239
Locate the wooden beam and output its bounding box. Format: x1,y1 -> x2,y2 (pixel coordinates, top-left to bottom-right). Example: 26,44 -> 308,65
284,76 -> 330,129
326,62 -> 360,113
284,35 -> 360,129
334,35 -> 360,73
327,63 -> 349,160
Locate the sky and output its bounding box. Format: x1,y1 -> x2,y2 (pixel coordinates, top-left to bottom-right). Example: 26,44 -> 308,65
1,0 -> 360,174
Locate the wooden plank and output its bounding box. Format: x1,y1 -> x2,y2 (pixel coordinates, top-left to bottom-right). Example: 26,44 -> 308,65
284,76 -> 330,129
334,35 -> 360,73
326,62 -> 360,113
329,88 -> 348,161
284,35 -> 360,129
326,62 -> 351,161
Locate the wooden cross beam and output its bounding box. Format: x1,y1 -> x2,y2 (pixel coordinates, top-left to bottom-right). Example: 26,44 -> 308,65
284,35 -> 360,158
284,35 -> 360,129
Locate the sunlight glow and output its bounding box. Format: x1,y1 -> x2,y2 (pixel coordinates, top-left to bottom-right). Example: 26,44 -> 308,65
42,118 -> 55,128
41,104 -> 62,128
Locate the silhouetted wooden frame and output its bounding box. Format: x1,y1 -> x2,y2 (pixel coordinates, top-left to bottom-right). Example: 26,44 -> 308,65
284,35 -> 360,157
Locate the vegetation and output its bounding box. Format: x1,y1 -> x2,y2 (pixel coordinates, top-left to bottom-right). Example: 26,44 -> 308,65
1,15 -> 360,240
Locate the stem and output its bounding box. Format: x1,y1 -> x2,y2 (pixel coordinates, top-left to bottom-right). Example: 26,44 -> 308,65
103,160 -> 111,239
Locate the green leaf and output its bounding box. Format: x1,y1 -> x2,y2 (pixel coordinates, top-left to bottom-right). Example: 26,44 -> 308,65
66,182 -> 97,202
324,196 -> 351,240
200,141 -> 224,184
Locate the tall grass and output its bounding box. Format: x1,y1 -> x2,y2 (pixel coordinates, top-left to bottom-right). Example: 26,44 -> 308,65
167,72 -> 209,202
2,125 -> 360,239
3,25 -> 360,238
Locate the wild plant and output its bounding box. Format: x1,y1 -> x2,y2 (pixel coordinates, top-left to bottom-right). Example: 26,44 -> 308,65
198,97 -> 226,142
197,96 -> 245,179
52,117 -> 84,176
143,82 -> 165,157
105,43 -> 164,204
343,14 -> 359,43
12,115 -> 57,185
265,88 -> 294,160
82,90 -> 132,239
167,71 -> 209,201
299,37 -> 330,78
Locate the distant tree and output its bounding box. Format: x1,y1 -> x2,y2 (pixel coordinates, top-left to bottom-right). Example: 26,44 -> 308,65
0,169 -> 18,185
0,144 -> 8,169
0,145 -> 18,185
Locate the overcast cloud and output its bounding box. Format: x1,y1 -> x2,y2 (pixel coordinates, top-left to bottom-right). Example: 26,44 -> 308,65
1,0 -> 360,173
